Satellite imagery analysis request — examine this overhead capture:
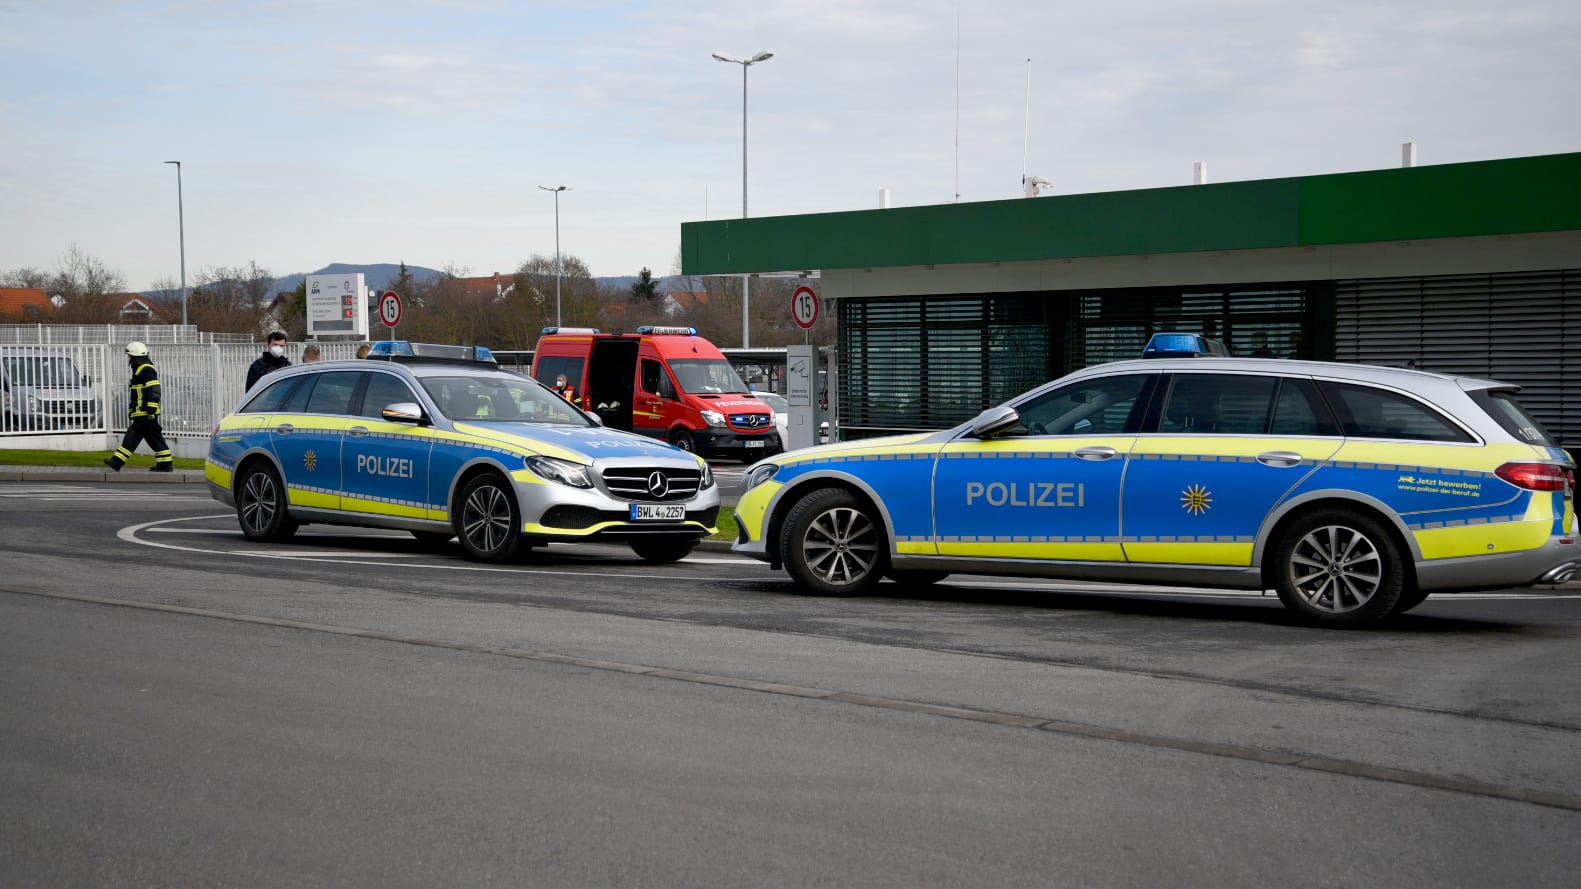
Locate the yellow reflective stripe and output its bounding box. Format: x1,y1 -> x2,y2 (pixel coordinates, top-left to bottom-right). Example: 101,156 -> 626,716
206,464 -> 234,489
1415,520 -> 1551,559
1122,542 -> 1252,566
937,541 -> 1124,560
339,497 -> 429,520
287,489 -> 338,509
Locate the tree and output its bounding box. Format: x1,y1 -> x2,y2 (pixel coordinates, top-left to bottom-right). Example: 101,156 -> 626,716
0,267 -> 50,289
48,246 -> 127,323
187,262 -> 275,334
630,267 -> 660,304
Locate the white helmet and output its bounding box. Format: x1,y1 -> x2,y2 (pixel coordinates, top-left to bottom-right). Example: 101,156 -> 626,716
126,341 -> 149,357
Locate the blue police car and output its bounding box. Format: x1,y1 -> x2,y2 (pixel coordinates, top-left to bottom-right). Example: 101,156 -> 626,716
206,342 -> 719,562
734,341 -> 1578,626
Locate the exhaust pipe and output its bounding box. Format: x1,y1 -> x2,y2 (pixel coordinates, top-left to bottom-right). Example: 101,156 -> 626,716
1538,563 -> 1578,585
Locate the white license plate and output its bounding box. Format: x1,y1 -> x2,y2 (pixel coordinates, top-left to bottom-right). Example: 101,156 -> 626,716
744,439 -> 766,448
631,503 -> 686,521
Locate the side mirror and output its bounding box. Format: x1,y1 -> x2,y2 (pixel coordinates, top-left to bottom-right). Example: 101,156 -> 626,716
583,409 -> 604,426
967,405 -> 1021,439
381,402 -> 430,425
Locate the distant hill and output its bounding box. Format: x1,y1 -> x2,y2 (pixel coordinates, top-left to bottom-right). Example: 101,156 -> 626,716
271,263 -> 446,296
268,265 -> 694,296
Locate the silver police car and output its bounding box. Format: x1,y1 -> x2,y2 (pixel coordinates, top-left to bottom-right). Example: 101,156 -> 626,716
735,344 -> 1577,626
207,342 -> 719,562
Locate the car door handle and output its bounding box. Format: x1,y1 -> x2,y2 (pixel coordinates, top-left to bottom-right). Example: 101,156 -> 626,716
1074,446 -> 1118,461
1257,450 -> 1304,467
274,423 -> 294,434
349,426 -> 369,437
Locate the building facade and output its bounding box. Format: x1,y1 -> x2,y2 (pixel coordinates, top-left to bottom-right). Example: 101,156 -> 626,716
680,153 -> 1581,447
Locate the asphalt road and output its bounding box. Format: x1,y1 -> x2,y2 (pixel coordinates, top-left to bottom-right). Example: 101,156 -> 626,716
3,479 -> 1579,887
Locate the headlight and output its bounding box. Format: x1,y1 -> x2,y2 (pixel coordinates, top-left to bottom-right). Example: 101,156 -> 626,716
699,461 -> 715,489
701,409 -> 726,427
525,455 -> 593,488
742,462 -> 779,492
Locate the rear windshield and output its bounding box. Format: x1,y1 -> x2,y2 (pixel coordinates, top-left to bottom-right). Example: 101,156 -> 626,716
1470,389 -> 1559,447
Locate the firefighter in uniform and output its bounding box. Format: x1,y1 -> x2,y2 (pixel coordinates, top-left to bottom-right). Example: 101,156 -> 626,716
553,374 -> 578,404
104,342 -> 174,472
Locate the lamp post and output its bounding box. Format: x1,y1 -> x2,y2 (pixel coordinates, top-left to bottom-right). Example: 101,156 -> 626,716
163,160 -> 187,328
712,50 -> 773,348
537,185 -> 571,327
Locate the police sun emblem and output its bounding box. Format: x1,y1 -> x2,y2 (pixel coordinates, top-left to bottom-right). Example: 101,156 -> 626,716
1181,484 -> 1211,515
304,450 -> 318,472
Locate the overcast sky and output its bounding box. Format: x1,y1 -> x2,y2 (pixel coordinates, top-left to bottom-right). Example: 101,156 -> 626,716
2,0 -> 1577,291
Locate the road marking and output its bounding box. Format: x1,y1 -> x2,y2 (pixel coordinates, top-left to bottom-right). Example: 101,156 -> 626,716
9,585 -> 1580,814
119,516 -> 723,581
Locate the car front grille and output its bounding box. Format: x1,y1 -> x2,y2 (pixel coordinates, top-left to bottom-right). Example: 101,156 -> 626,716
601,466 -> 703,502
730,413 -> 771,430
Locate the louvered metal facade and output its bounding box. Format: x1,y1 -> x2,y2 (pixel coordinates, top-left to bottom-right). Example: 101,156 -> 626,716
1336,269 -> 1581,446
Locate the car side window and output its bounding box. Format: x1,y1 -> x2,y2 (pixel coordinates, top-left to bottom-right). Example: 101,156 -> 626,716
641,359 -> 663,395
1015,374 -> 1151,436
1158,374 -> 1277,435
361,373 -> 418,419
1318,381 -> 1474,443
240,376 -> 301,414
281,375 -> 316,412
1270,378 -> 1340,436
304,371 -> 361,416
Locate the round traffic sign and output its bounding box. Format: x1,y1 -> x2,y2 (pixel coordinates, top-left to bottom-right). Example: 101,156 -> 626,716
379,291 -> 403,328
791,285 -> 819,329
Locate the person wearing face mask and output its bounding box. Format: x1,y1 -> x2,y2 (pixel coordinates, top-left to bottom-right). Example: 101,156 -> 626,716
103,342 -> 173,472
246,331 -> 292,390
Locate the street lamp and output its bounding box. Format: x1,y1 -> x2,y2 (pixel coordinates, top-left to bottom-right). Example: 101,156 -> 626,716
538,184 -> 571,327
163,160 -> 187,328
712,50 -> 773,348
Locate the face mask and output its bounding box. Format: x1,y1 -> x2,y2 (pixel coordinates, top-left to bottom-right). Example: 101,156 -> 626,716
269,345 -> 285,358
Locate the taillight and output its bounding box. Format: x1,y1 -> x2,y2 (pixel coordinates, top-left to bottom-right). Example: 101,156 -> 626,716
1494,462 -> 1569,491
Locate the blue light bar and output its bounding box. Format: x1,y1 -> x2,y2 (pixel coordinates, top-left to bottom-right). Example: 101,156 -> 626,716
540,327 -> 601,335
367,341 -> 498,365
637,326 -> 698,336
1142,332 -> 1230,359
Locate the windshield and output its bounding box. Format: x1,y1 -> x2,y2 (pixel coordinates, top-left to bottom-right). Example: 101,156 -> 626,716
420,372 -> 594,426
3,356 -> 85,388
757,392 -> 788,412
669,359 -> 749,395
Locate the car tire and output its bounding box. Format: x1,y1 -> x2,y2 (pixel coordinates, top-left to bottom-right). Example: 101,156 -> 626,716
669,429 -> 696,454
628,536 -> 697,563
887,569 -> 950,587
235,461 -> 298,542
780,487 -> 886,596
1272,509 -> 1404,626
454,473 -> 522,562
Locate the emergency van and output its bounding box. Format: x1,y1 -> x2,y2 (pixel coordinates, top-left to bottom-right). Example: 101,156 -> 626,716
531,326 -> 781,460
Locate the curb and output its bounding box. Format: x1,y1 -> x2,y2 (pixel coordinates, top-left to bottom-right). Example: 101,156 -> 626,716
0,467 -> 208,483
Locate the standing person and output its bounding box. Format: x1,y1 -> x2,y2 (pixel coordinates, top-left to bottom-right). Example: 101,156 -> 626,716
553,373 -> 578,403
301,344 -> 322,363
246,331 -> 291,390
104,342 -> 173,473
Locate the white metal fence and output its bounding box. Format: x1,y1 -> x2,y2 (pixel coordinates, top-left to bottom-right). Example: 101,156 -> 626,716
1,341 -> 371,440
0,324 -> 255,345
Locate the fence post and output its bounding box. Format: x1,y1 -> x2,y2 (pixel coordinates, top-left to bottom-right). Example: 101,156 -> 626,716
211,343 -> 224,431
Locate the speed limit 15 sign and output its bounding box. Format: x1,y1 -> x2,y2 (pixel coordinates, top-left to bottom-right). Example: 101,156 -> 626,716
379,291 -> 403,328
791,285 -> 819,329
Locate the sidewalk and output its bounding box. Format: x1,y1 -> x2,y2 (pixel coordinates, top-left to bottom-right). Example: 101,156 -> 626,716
0,465 -> 208,483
